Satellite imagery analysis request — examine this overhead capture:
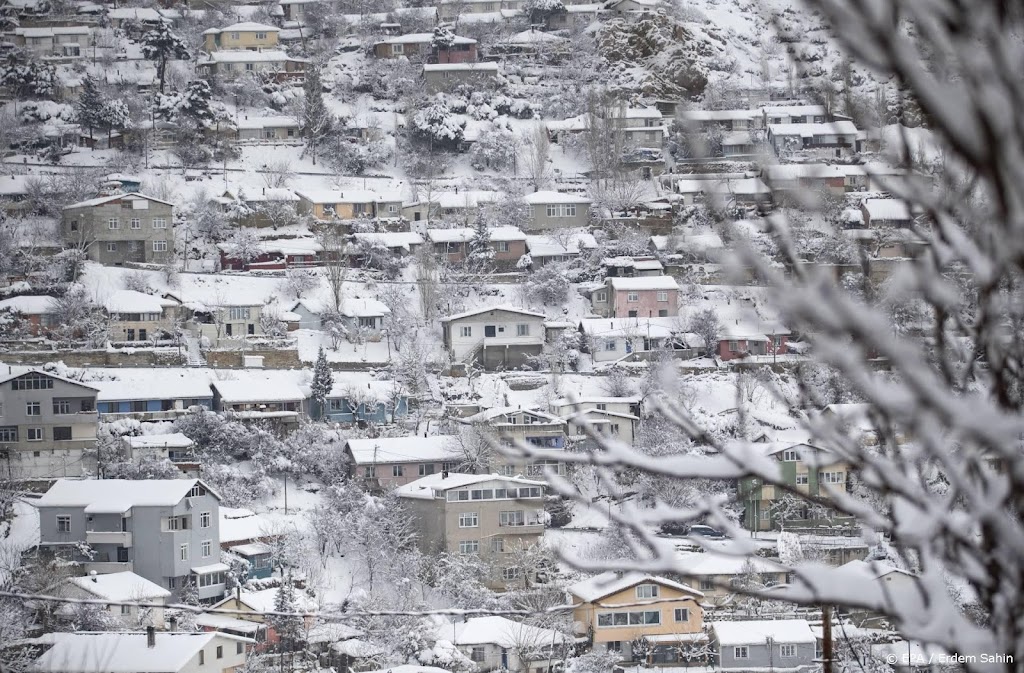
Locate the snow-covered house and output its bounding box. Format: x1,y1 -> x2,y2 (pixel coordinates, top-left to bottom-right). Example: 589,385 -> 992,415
235,116 -> 301,142
316,379 -> 409,425
456,407 -> 568,475
437,616 -> 571,673
13,26 -> 93,58
861,198 -> 915,228
397,472 -> 546,588
349,232 -> 424,263
102,290 -> 177,343
212,188 -> 300,228
121,433 -> 199,476
522,191 -> 592,231
578,316 -> 700,363
568,571 -> 706,664
59,571 -> 172,628
0,174 -> 33,214
345,435 -> 463,490
436,0 -> 525,20
24,631 -> 253,673
295,189 -> 403,221
402,190 -> 501,224
673,552 -> 790,604
62,193 -> 175,267
423,62 -> 500,93
0,295 -> 58,335
36,478 -> 224,601
426,226 -> 527,270
602,256 -> 664,278
524,231 -> 598,266
767,121 -> 860,159
677,108 -> 763,132
203,22 -> 280,52
761,104 -> 829,126
218,237 -> 323,271
546,2 -> 605,29
587,275 -> 680,318
198,50 -> 308,82
211,380 -> 305,423
105,6 -> 164,30
716,299 -> 790,361
711,620 -> 817,670
228,542 -> 274,580
372,32 -> 478,62
92,375 -> 214,421
440,305 -> 547,369
288,296 -> 390,334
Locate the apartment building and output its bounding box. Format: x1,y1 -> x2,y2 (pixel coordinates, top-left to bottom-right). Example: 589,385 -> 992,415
35,478 -> 225,601
397,472 -> 546,588
0,369 -> 99,481
61,193 -> 174,266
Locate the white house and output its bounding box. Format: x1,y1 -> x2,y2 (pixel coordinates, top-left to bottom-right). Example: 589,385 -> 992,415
436,616 -> 571,673
440,305 -> 547,370
60,571 -> 172,628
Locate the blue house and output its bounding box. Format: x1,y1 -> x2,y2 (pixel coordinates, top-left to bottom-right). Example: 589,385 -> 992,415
229,543 -> 274,580
316,380 -> 410,424
92,378 -> 214,420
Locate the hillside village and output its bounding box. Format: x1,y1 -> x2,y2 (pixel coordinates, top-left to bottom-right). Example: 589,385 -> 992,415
0,0 -> 973,671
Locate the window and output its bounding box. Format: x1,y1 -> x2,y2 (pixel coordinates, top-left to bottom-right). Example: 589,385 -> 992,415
496,241 -> 510,253
256,32 -> 267,39
231,32 -> 240,39
179,543 -> 189,561
728,340 -> 739,352
167,577 -> 177,589
245,63 -> 254,71
216,646 -> 223,659
130,218 -> 141,229
658,309 -> 668,317
187,485 -> 206,498
418,464 -> 435,476
459,540 -> 479,554
636,584 -> 659,599
201,540 -> 212,557
734,647 -> 749,659
108,218 -> 120,229
107,242 -> 117,252
596,611 -> 661,627
502,567 -> 521,581
627,292 -> 639,302
53,399 -> 71,415
392,43 -> 405,54
604,339 -> 617,352
516,324 -> 530,337
152,240 -> 168,252
780,644 -> 797,658
199,650 -> 204,666
229,307 -> 251,321
153,218 -> 167,229
458,512 -> 479,528
0,427 -> 17,442
26,402 -> 40,416
595,290 -> 608,303
657,291 -> 668,302
782,449 -> 799,461
492,538 -> 505,553
57,515 -> 71,533
392,465 -> 404,477
699,578 -> 713,591
460,326 -> 472,338
365,466 -> 376,478
499,510 -> 525,527
674,608 -> 689,622
27,428 -> 43,441
121,605 -> 131,615
606,641 -> 622,653
197,571 -> 225,587
470,647 -> 485,663
53,427 -> 72,441
12,374 -> 52,390
796,474 -> 809,485
819,471 -> 845,484
237,643 -> 243,655
200,512 -> 211,528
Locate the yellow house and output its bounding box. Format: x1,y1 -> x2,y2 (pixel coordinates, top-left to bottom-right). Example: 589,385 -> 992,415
568,571 -> 706,664
294,189 -> 403,221
203,23 -> 280,52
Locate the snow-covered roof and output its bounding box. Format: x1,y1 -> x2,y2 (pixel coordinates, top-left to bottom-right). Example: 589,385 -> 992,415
36,479 -> 218,512
211,380 -> 305,404
352,231 -> 424,250
203,50 -> 302,64
91,376 -> 213,402
345,435 -> 462,465
106,7 -> 162,20
295,189 -> 401,204
606,106 -> 662,120
209,22 -> 280,33
551,395 -> 640,407
461,406 -> 563,424
63,193 -> 174,210
234,187 -> 299,202
578,316 -> 686,340
236,116 -> 299,130
711,619 -> 816,646
522,190 -> 591,205
426,226 -> 526,243
235,587 -> 317,613
0,295 -> 56,314
761,104 -> 827,117
569,570 -> 703,603
608,276 -> 679,291
229,542 -> 272,556
442,616 -> 571,647
651,233 -> 724,252
377,32 -> 475,45
102,290 -> 174,314
68,571 -> 171,602
15,26 -> 92,37
396,473 -> 545,500
862,198 -> 912,221
674,550 -> 788,576
194,613 -> 263,634
502,29 -> 569,45
0,367 -> 100,390
191,562 -> 231,575
27,632 -> 253,673
123,433 -> 195,450
0,174 -> 31,196
525,232 -> 598,257
440,305 -> 545,322
431,190 -> 501,209
423,62 -> 500,73
678,109 -> 759,122
768,121 -> 859,137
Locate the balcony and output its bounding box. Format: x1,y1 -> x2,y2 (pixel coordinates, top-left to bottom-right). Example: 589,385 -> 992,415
86,530 -> 133,546
85,561 -> 133,574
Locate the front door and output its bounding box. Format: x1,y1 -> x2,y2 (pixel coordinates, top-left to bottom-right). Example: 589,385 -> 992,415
484,325 -> 497,338
225,324 -> 233,337
247,324 -> 255,335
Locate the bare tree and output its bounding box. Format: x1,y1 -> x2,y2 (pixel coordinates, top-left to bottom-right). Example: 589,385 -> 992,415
317,227 -> 348,311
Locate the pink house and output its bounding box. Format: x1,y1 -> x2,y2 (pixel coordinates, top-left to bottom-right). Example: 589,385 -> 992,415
716,307 -> 790,361
591,276 -> 679,318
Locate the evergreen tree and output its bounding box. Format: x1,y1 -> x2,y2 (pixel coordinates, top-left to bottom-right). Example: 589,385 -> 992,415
465,211 -> 495,273
99,99 -> 131,146
431,25 -> 456,51
302,65 -> 333,166
76,75 -> 104,142
311,347 -> 334,420
269,576 -> 303,651
141,22 -> 189,93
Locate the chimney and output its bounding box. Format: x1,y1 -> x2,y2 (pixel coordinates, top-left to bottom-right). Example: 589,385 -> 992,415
442,470 -> 449,479
169,616 -> 177,632
146,626 -> 156,649
89,570 -> 98,583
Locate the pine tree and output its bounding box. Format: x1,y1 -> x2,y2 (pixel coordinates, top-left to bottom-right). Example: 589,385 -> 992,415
269,576 -> 303,651
311,347 -> 334,420
141,23 -> 189,93
76,75 -> 104,142
302,66 -> 333,166
99,99 -> 131,146
465,211 -> 495,274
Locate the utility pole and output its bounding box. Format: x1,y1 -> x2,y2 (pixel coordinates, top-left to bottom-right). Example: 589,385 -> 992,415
822,604 -> 833,673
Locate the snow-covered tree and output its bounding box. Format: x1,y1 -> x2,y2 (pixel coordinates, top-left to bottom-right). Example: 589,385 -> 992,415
685,307 -> 720,356
430,25 -> 456,51
523,0 -> 565,24
311,347 -> 334,420
282,268 -> 319,298
524,262 -> 570,305
98,99 -> 131,146
225,228 -> 262,266
269,577 -> 303,651
465,212 -> 495,273
302,65 -> 333,166
470,120 -> 520,171
141,23 -> 190,93
76,75 -> 104,143
410,99 -> 465,151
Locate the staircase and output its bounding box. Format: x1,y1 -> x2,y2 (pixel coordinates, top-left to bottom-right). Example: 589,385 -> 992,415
184,335 -> 206,366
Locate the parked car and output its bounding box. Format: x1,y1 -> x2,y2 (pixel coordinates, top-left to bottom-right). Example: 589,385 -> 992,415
687,524 -> 726,539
